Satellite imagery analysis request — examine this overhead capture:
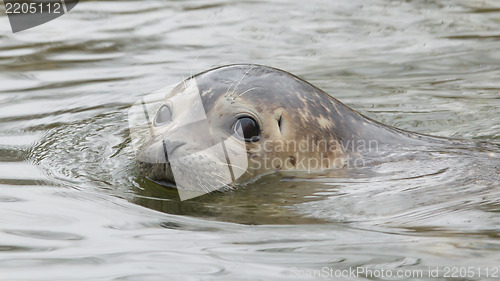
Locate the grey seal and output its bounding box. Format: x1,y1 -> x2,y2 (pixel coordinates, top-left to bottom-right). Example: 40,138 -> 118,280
135,64 -> 453,197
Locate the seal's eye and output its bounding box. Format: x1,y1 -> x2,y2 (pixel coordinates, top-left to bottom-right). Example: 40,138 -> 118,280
233,117 -> 260,142
154,105 -> 172,126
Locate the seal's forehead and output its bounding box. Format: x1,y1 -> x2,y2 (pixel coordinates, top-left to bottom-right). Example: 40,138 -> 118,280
189,65 -> 343,141
191,65 -> 258,92
191,64 -> 326,107
165,64 -> 351,143
167,65 -> 340,135
194,64 -> 297,89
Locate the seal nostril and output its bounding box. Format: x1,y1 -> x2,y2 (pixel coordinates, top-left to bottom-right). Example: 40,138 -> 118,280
162,139 -> 169,164
162,140 -> 186,163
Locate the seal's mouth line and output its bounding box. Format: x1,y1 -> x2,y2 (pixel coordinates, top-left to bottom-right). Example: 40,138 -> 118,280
147,177 -> 177,189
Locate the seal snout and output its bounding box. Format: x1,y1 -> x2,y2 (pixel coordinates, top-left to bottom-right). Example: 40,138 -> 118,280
162,139 -> 186,163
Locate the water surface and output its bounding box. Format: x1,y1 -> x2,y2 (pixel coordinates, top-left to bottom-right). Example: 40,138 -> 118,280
1,0 -> 499,280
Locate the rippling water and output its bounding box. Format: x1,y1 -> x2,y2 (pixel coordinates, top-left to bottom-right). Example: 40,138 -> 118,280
1,0 -> 500,280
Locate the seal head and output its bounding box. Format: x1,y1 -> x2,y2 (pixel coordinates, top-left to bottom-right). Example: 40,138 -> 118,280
136,64 -> 427,194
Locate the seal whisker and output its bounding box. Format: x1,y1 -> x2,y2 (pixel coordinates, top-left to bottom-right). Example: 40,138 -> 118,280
189,55 -> 200,79
223,71 -> 244,98
205,168 -> 232,180
198,175 -> 226,192
235,86 -> 259,99
225,164 -> 247,173
230,66 -> 255,98
209,161 -> 247,172
211,177 -> 230,189
181,74 -> 188,90
223,65 -> 256,99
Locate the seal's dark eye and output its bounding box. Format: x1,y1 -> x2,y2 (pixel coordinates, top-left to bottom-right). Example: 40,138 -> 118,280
154,105 -> 172,126
234,117 -> 260,142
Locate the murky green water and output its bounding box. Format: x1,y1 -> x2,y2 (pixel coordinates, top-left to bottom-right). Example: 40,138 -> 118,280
1,0 -> 499,280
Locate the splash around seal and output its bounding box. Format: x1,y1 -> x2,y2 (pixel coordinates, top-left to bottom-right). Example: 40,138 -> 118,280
131,64 -> 443,200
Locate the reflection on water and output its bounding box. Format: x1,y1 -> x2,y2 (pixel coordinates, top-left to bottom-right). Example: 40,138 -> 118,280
1,0 -> 500,279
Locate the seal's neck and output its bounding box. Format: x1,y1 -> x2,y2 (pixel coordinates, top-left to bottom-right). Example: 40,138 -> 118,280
330,101 -> 452,155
